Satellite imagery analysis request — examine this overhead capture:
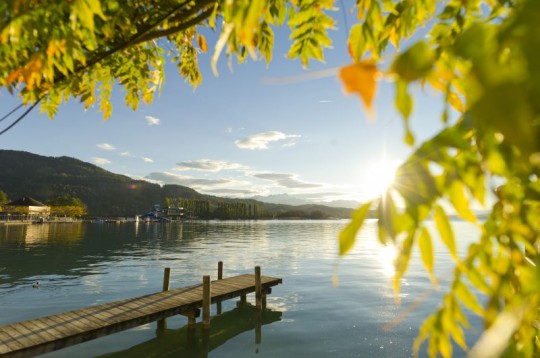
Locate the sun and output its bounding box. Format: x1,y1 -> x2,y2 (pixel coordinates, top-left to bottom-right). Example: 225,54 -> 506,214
363,160 -> 399,198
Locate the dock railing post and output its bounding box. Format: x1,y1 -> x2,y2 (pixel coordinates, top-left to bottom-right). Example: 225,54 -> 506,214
162,267 -> 171,291
158,267 -> 171,330
255,266 -> 262,310
202,275 -> 211,329
218,261 -> 223,280
217,261 -> 223,315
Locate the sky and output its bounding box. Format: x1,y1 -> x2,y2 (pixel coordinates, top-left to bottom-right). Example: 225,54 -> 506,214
0,13 -> 449,205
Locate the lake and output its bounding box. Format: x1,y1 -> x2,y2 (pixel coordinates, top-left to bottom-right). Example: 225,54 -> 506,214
0,220 -> 482,357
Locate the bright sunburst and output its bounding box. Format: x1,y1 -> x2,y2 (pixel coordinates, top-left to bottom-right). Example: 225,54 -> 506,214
363,160 -> 399,198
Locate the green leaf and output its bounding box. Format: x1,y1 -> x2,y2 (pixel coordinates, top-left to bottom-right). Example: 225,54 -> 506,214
394,231 -> 415,297
394,158 -> 439,209
434,204 -> 457,259
378,191 -> 406,244
437,3 -> 459,20
391,41 -> 435,82
73,0 -> 95,32
449,181 -> 477,223
413,315 -> 436,355
418,226 -> 436,284
454,24 -> 495,62
258,22 -> 274,64
348,24 -> 365,62
86,0 -> 106,20
471,83 -> 537,156
339,201 -> 373,255
454,280 -> 484,316
395,79 -> 413,119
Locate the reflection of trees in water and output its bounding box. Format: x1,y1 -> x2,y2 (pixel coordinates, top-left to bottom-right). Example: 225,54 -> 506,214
0,221 -> 290,288
100,302 -> 282,358
0,222 -> 85,244
0,223 -> 86,287
0,222 -> 235,287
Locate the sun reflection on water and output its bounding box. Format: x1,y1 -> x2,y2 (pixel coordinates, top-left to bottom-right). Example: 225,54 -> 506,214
378,244 -> 397,279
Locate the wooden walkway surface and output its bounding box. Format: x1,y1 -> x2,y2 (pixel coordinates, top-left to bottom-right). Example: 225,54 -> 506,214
0,273 -> 282,357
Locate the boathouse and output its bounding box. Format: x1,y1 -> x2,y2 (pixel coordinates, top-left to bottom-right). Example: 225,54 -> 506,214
2,196 -> 51,216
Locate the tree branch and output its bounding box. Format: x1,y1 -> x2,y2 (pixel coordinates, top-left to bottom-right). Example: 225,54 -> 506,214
132,7 -> 214,45
0,99 -> 41,136
0,103 -> 24,123
80,0 -> 216,73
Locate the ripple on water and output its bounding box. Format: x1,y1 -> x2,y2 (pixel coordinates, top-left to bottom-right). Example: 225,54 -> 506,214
0,220 -> 480,357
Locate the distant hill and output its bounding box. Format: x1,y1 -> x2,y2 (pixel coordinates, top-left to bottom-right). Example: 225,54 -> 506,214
252,194 -> 361,209
0,150 -> 354,219
0,150 -> 202,216
252,194 -> 310,206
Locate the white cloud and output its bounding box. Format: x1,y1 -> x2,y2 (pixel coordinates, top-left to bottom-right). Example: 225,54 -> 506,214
235,131 -> 301,150
145,115 -> 160,126
203,188 -> 262,197
120,152 -> 131,156
142,157 -> 154,163
176,159 -> 247,172
145,172 -> 232,188
93,157 -> 112,165
253,172 -> 321,188
97,143 -> 115,151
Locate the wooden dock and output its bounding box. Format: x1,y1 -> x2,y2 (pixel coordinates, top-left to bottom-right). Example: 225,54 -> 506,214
0,265 -> 282,357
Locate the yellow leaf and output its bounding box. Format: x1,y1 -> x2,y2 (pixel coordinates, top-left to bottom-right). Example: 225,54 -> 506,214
418,226 -> 437,284
448,91 -> 464,112
433,205 -> 457,259
197,34 -> 208,53
454,280 -> 484,316
339,201 -> 373,255
339,61 -> 378,118
449,181 -> 477,223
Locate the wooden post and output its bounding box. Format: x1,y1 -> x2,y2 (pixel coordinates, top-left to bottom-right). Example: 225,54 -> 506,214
181,308 -> 199,330
217,261 -> 223,314
162,267 -> 171,291
255,266 -> 262,310
185,309 -> 199,329
218,261 -> 223,280
202,275 -> 211,329
158,267 -> 171,330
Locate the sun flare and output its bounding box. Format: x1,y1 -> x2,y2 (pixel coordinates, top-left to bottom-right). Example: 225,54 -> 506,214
363,160 -> 399,198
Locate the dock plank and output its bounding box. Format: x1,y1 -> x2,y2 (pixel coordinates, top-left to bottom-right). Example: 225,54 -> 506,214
0,273 -> 282,357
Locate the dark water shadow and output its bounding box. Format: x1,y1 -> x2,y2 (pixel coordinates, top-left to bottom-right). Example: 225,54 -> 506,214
99,302 -> 282,357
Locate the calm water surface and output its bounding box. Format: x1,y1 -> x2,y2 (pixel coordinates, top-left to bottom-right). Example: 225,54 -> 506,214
0,220 -> 482,357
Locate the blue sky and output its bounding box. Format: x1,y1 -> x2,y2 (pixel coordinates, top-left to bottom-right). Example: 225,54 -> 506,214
0,14 -> 448,204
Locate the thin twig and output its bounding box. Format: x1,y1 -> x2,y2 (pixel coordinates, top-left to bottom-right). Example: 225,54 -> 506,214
0,99 -> 41,136
0,103 -> 24,123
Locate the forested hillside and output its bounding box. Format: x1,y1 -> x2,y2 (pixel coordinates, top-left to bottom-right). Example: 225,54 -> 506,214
0,150 -> 352,218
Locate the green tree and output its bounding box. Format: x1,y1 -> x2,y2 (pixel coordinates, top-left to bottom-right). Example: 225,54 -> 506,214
0,190 -> 8,205
48,196 -> 87,217
1,0 -> 539,356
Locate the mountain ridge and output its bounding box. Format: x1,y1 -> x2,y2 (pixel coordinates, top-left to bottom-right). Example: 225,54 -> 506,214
251,193 -> 361,209
0,150 -> 354,218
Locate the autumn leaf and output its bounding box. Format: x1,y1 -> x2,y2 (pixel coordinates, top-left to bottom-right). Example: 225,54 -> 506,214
197,34 -> 208,53
5,68 -> 22,85
339,61 -> 378,118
